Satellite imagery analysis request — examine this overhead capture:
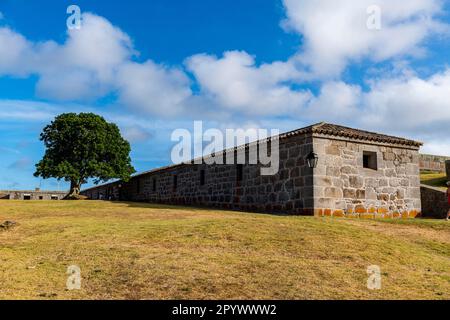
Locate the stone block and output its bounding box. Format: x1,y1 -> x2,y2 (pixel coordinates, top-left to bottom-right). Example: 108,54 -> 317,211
315,176 -> 333,187
324,187 -> 343,198
384,168 -> 397,177
383,152 -> 396,161
341,165 -> 357,174
325,145 -> 340,155
356,189 -> 366,199
344,189 -> 356,199
349,175 -> 364,188
326,166 -> 341,177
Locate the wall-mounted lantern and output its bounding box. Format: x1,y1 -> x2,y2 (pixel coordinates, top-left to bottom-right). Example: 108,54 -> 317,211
306,151 -> 319,169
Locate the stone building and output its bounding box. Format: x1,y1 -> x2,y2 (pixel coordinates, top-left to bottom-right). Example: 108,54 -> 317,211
419,154 -> 450,172
0,189 -> 67,200
81,122 -> 423,218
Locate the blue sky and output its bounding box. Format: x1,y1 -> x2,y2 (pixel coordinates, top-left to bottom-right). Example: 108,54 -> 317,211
1,0 -> 450,190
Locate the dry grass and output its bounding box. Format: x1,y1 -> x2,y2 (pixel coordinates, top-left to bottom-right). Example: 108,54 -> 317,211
0,201 -> 449,300
420,171 -> 448,190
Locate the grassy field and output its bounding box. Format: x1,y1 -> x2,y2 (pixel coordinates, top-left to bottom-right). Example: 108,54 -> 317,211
420,171 -> 448,190
0,201 -> 449,300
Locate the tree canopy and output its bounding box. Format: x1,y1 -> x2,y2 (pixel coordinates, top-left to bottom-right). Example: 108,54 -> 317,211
34,113 -> 135,198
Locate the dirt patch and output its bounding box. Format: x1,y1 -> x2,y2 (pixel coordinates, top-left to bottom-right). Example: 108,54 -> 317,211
0,221 -> 17,231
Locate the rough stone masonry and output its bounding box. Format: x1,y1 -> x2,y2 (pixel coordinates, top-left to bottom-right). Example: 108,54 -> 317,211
82,122 -> 423,219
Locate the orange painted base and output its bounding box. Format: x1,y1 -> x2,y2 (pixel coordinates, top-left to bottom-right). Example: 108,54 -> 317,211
315,208 -> 420,219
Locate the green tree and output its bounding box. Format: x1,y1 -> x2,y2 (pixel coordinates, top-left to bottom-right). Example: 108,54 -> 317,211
34,113 -> 135,198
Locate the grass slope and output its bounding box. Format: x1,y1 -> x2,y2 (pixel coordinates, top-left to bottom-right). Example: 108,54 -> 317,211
420,171 -> 448,190
0,201 -> 449,300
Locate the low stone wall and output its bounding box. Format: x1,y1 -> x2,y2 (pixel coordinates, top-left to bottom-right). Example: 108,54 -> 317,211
0,193 -> 9,199
82,133 -> 316,215
419,154 -> 450,172
0,190 -> 67,200
420,185 -> 448,219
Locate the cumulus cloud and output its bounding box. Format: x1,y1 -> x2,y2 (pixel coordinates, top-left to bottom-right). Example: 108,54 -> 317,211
304,82 -> 361,120
0,14 -> 128,97
282,0 -> 448,78
0,13 -> 191,110
0,27 -> 34,75
297,69 -> 450,155
34,13 -> 136,100
0,7 -> 449,157
361,70 -> 450,131
186,51 -> 311,115
121,126 -> 153,143
116,61 -> 192,116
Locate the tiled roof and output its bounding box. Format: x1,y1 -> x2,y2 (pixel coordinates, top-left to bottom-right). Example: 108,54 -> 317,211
281,122 -> 423,147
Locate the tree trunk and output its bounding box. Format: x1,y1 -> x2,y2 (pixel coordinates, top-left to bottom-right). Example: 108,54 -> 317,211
66,181 -> 81,200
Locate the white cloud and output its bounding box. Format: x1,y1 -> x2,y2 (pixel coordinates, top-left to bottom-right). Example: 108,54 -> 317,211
282,0 -> 447,78
116,61 -> 192,117
298,69 -> 450,155
0,27 -> 34,75
0,100 -> 59,121
361,70 -> 450,131
421,140 -> 450,157
186,51 -> 311,115
305,82 -> 361,120
63,13 -> 134,76
121,126 -> 153,143
35,13 -> 135,100
0,13 -> 194,115
0,8 -> 449,158
0,13 -> 133,99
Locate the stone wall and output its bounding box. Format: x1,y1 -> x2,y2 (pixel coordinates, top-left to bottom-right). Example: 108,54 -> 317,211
0,190 -> 67,200
82,133 -> 423,218
419,154 -> 450,172
83,133 -> 315,215
313,136 -> 421,218
420,185 -> 448,219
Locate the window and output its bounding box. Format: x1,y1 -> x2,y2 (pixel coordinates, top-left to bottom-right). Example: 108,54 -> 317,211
173,175 -> 178,191
236,164 -> 244,182
152,178 -> 157,192
363,151 -> 378,170
200,170 -> 206,186
23,194 -> 31,200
